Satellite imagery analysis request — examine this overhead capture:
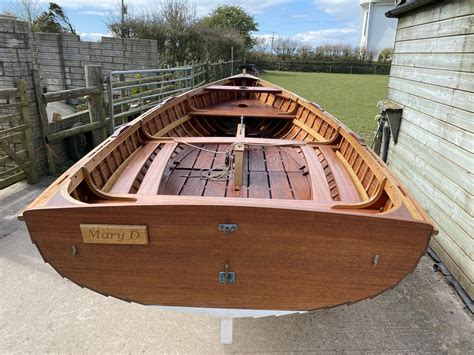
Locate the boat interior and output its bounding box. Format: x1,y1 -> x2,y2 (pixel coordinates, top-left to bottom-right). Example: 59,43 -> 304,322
57,73 -> 422,218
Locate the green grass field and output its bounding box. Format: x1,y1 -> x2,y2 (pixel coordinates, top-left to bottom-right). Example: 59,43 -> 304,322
260,71 -> 389,142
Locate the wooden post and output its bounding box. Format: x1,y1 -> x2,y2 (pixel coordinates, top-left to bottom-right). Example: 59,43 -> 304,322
17,80 -> 39,183
85,65 -> 107,147
32,69 -> 56,175
233,123 -> 246,189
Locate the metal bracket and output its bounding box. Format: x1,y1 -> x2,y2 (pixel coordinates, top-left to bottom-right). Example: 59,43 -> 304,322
219,264 -> 236,284
218,223 -> 238,234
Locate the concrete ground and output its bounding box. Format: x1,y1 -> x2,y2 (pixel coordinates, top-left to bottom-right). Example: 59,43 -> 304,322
1,179 -> 472,354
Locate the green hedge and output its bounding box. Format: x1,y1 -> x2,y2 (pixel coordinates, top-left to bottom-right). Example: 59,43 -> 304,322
253,60 -> 391,75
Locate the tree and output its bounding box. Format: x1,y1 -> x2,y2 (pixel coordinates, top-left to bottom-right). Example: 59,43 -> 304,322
201,5 -> 258,49
5,0 -> 43,30
32,2 -> 76,33
378,48 -> 393,63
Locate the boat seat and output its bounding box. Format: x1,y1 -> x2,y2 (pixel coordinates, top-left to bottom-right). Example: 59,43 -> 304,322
204,85 -> 282,94
109,142 -> 161,194
188,99 -> 295,120
318,146 -> 362,203
300,146 -> 333,202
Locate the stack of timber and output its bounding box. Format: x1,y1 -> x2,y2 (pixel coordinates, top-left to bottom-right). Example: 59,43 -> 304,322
20,73 -> 436,311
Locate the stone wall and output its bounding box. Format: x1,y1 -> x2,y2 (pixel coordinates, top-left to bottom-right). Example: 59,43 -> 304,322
0,17 -> 166,178
31,33 -> 162,91
0,15 -> 48,176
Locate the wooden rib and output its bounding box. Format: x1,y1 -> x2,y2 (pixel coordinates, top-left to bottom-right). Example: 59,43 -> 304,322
292,118 -> 329,142
332,178 -> 387,210
102,148 -> 141,192
82,167 -> 136,202
109,143 -> 160,194
137,143 -> 178,195
335,150 -> 370,200
300,146 -> 333,202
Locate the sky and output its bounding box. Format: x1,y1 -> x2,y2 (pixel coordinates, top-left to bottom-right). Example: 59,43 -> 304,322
1,0 -> 362,47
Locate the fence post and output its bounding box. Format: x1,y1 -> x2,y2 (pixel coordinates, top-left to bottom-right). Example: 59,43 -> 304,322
17,80 -> 39,183
85,65 -> 107,147
32,69 -> 56,174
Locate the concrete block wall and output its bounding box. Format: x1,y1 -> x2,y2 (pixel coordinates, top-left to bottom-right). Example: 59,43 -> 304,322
1,17 -> 165,179
0,15 -> 48,176
31,33 -> 162,91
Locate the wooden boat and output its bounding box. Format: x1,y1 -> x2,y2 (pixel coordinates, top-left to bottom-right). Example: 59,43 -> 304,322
20,73 -> 436,312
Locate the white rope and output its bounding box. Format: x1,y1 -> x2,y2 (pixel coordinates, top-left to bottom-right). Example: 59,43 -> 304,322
171,138 -> 307,182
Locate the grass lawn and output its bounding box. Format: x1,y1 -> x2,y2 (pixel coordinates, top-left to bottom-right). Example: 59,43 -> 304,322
260,70 -> 389,142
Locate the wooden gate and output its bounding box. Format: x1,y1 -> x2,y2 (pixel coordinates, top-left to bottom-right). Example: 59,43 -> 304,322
0,80 -> 38,189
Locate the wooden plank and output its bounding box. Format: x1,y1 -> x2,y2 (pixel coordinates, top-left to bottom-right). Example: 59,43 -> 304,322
0,170 -> 27,189
389,157 -> 472,253
387,88 -> 473,131
397,1 -> 473,29
335,151 -> 369,201
318,146 -> 360,203
204,144 -> 228,197
388,77 -> 473,113
268,172 -> 293,199
0,113 -> 21,124
43,86 -> 101,103
138,143 -> 178,195
109,143 -> 159,194
390,77 -> 472,115
301,146 -> 332,202
397,105 -> 473,151
389,65 -> 474,92
248,171 -> 270,199
85,65 -> 108,145
394,34 -> 474,54
396,15 -> 473,41
292,118 -> 326,142
388,129 -> 472,194
204,85 -> 282,94
391,53 -> 474,72
17,80 -> 39,183
154,115 -> 192,137
430,237 -> 473,298
389,141 -> 472,214
395,118 -> 473,171
0,87 -> 18,99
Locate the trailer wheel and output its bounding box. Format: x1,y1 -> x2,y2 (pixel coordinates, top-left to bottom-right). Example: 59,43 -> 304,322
66,124 -> 92,160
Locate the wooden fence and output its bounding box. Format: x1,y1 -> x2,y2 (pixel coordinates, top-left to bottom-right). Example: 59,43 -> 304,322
0,81 -> 39,189
33,65 -> 108,175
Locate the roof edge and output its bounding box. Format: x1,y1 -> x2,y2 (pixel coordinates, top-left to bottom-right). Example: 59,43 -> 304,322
385,0 -> 442,18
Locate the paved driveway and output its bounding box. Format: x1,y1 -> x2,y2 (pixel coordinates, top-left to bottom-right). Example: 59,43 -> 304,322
1,180 -> 472,353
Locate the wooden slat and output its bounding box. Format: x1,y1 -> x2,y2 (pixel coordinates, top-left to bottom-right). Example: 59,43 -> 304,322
301,146 -> 332,202
153,115 -> 192,137
138,143 -> 178,195
205,85 -> 282,94
335,151 -> 369,201
109,143 -> 159,194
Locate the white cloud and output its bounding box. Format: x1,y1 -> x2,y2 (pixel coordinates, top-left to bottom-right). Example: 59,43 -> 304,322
34,0 -> 291,15
79,32 -> 109,41
313,0 -> 360,19
292,28 -> 359,46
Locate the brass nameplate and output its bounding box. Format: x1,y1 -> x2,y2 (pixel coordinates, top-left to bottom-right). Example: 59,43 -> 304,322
80,224 -> 148,245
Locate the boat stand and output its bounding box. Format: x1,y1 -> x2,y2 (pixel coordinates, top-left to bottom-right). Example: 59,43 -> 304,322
220,318 -> 233,344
